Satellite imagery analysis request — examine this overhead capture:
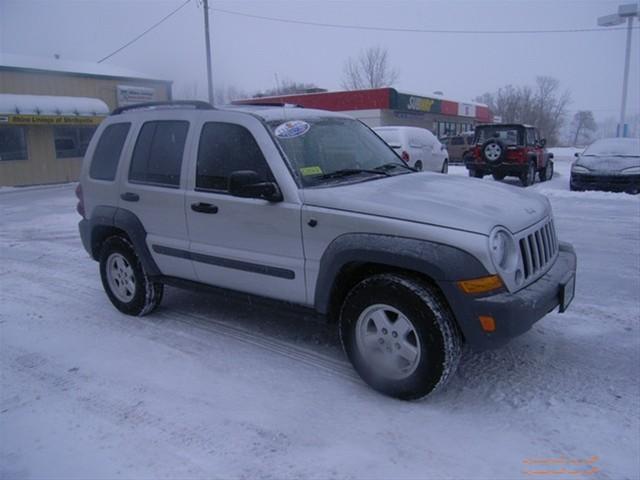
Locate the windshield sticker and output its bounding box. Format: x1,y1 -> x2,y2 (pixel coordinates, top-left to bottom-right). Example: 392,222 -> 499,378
275,120 -> 310,139
300,166 -> 323,176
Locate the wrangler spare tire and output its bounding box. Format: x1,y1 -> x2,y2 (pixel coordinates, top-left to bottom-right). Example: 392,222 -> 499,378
482,139 -> 506,166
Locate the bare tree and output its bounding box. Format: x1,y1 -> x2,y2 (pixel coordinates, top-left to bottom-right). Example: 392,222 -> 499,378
570,111 -> 597,146
214,85 -> 249,105
476,76 -> 571,145
253,79 -> 325,98
341,46 -> 399,90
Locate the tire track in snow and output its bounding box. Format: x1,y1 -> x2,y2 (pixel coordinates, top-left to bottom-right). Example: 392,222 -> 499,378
2,253 -> 360,385
165,309 -> 360,384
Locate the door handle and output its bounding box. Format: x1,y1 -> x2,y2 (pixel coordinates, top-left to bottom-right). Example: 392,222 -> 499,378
191,202 -> 218,214
120,192 -> 139,202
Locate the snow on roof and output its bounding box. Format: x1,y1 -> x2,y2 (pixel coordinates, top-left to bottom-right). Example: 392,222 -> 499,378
0,94 -> 109,116
0,53 -> 169,82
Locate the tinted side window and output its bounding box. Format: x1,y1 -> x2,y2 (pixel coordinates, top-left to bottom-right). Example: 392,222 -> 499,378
526,129 -> 536,146
196,123 -> 272,192
129,121 -> 188,187
89,123 -> 130,181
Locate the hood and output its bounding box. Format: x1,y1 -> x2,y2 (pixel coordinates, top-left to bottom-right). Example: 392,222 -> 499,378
576,155 -> 640,172
301,173 -> 550,235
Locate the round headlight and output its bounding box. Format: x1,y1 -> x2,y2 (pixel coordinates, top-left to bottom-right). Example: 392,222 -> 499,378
489,227 -> 517,271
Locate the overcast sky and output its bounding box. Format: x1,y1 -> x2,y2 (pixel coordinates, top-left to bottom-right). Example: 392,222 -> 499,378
1,0 -> 638,122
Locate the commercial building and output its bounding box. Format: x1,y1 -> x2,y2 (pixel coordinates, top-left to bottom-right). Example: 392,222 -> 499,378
0,54 -> 172,186
236,87 -> 492,137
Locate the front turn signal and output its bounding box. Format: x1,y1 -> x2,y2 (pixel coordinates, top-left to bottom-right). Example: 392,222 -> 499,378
457,275 -> 503,294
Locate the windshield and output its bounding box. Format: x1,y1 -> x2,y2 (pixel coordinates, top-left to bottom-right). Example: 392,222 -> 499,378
269,117 -> 408,186
582,138 -> 640,157
475,126 -> 522,146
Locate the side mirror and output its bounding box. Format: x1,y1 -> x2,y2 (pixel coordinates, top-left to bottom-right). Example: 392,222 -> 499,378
574,152 -> 580,158
539,138 -> 547,147
228,170 -> 282,202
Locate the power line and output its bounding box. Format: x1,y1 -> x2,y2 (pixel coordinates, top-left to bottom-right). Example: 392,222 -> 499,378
210,6 -> 638,35
98,0 -> 192,63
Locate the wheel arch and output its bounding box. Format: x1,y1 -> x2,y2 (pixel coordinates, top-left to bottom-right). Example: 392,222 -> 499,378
314,234 -> 490,321
84,206 -> 161,276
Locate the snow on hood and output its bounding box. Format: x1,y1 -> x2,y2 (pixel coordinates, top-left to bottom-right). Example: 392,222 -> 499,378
576,154 -> 640,173
301,173 -> 550,235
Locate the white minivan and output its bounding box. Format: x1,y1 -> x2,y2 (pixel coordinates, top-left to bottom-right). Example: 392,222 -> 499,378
374,126 -> 449,173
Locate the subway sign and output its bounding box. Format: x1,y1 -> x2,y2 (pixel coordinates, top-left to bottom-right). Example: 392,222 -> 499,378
0,115 -> 104,125
393,93 -> 442,114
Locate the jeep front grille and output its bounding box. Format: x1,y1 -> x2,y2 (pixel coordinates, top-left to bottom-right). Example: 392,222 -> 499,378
518,219 -> 558,280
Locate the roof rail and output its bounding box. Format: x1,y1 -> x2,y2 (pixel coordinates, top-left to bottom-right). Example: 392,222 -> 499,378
232,102 -> 303,108
111,100 -> 214,115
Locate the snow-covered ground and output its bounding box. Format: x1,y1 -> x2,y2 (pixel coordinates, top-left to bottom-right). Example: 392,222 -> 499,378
1,152 -> 638,479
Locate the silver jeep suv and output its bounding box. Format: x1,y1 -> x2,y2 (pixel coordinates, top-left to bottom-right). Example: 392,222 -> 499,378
77,101 -> 577,400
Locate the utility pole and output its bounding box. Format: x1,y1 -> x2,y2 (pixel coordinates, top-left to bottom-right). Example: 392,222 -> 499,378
598,3 -> 638,137
202,0 -> 214,105
619,16 -> 633,137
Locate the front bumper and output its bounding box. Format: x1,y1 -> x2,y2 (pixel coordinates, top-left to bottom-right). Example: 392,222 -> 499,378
440,242 -> 577,351
571,172 -> 639,193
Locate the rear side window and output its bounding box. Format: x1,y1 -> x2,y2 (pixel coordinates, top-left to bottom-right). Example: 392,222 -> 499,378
129,121 -> 189,187
89,123 -> 130,181
196,122 -> 272,192
451,137 -> 464,145
526,129 -> 536,146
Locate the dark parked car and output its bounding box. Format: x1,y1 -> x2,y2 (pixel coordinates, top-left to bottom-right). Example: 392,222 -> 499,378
571,138 -> 640,194
465,124 -> 554,187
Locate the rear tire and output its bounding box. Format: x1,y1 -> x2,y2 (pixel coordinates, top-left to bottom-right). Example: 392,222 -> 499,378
414,161 -> 423,171
539,160 -> 554,182
441,160 -> 449,174
520,162 -> 536,187
99,236 -> 163,316
339,274 -> 462,400
492,172 -> 506,181
469,169 -> 484,178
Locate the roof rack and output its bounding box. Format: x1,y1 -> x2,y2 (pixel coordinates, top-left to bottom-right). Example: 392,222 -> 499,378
111,100 -> 214,115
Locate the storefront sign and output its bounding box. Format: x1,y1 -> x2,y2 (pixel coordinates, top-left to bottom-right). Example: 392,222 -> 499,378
117,85 -> 155,106
0,115 -> 104,125
394,93 -> 441,114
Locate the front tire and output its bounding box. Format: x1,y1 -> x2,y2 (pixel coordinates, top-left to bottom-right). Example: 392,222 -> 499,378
99,236 -> 163,316
339,274 -> 462,400
441,160 -> 449,174
414,160 -> 423,171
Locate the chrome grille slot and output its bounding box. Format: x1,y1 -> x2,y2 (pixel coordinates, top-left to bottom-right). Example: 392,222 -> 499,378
518,218 -> 559,281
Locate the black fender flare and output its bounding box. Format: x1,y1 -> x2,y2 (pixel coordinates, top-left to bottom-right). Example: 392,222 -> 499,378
313,233 -> 489,314
82,206 -> 161,276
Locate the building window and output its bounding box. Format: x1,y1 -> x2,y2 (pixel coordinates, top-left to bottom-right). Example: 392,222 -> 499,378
54,126 -> 97,159
0,126 -> 28,161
